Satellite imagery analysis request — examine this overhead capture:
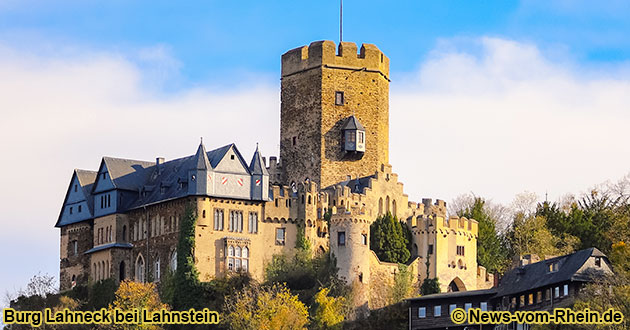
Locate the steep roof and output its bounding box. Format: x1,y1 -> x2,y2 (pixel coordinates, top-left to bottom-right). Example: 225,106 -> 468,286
100,157 -> 154,191
334,174 -> 374,193
191,141 -> 211,170
55,169 -> 97,227
249,145 -> 269,175
496,247 -> 609,297
343,115 -> 365,130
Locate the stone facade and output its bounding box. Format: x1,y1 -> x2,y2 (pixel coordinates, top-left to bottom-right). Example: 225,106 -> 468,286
56,40 -> 494,311
281,41 -> 390,189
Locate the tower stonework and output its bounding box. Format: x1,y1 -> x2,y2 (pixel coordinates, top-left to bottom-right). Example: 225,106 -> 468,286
280,40 -> 390,189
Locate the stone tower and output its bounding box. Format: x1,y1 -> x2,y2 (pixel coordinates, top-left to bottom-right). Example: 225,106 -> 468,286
280,40 -> 390,189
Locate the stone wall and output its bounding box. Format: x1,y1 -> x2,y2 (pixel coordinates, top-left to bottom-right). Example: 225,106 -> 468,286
280,41 -> 390,189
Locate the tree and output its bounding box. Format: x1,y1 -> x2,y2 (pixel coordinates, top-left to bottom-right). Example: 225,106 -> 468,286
370,213 -> 411,264
223,283 -> 309,330
509,214 -> 577,260
109,280 -> 169,330
420,278 -> 440,296
312,287 -> 346,330
172,204 -> 202,310
457,197 -> 510,274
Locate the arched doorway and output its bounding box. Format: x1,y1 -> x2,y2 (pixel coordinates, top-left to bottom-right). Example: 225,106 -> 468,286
448,277 -> 466,292
119,261 -> 126,281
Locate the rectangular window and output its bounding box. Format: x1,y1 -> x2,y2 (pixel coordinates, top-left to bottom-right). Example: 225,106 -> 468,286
548,261 -> 559,273
480,302 -> 488,311
528,294 -> 534,305
428,244 -> 434,255
546,288 -> 551,301
418,307 -> 426,318
449,304 -> 457,314
78,205 -> 82,213
249,212 -> 258,233
335,91 -> 344,105
464,303 -> 472,311
70,207 -> 73,214
72,240 -> 78,256
595,257 -> 601,267
74,184 -> 78,192
292,136 -> 297,146
338,232 -> 346,246
276,228 -> 286,246
554,287 -> 560,298
519,296 -> 525,307
358,131 -> 364,144
362,233 -> 367,245
563,284 -> 569,296
214,209 -> 224,231
434,305 -> 441,317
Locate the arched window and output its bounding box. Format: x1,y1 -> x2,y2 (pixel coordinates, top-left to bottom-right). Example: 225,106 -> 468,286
94,263 -> 98,281
228,246 -> 234,271
122,225 -> 127,242
392,200 -> 397,216
119,261 -> 126,281
386,196 -> 390,214
242,247 -> 249,271
136,254 -> 145,283
301,195 -> 305,204
308,195 -> 312,204
235,247 -> 242,270
378,198 -> 383,216
101,261 -> 106,280
413,243 -> 418,257
275,199 -> 278,207
170,251 -> 177,272
154,257 -> 161,282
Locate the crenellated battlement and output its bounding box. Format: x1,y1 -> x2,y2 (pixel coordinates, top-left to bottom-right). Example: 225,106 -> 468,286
281,40 -> 390,79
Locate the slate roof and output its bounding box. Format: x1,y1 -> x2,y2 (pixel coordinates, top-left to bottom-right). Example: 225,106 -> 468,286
495,247 -> 608,297
249,145 -> 269,176
54,169 -> 98,228
336,174 -> 374,193
85,242 -> 133,254
76,169 -> 97,213
343,115 -> 365,130
58,142 -> 268,228
408,288 -> 497,302
101,157 -> 154,191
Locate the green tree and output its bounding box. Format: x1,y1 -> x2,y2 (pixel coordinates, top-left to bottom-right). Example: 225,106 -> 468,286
420,278 -> 440,296
172,204 -> 202,310
457,197 -> 510,274
508,214 -> 578,260
370,213 -> 411,264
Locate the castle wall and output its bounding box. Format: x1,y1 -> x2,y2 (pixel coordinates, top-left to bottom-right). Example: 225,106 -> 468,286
59,222 -> 92,290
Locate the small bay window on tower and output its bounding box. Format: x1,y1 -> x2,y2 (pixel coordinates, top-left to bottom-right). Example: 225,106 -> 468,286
343,115 -> 366,153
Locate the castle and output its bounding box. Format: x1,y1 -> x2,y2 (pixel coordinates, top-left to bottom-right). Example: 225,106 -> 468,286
55,40 -> 493,308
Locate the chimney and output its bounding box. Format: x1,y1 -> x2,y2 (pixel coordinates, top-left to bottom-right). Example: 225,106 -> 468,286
156,157 -> 165,174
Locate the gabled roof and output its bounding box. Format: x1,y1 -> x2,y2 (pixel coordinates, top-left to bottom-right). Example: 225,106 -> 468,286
408,288 -> 497,302
96,157 -> 154,192
343,115 -> 365,130
496,248 -> 609,297
207,144 -> 233,168
55,169 -> 97,227
249,145 -> 269,176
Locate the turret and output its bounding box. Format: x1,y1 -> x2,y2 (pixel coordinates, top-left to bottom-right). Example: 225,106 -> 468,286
188,140 -> 212,195
249,144 -> 270,201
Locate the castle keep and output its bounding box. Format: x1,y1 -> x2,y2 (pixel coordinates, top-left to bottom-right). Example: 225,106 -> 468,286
56,41 -> 493,308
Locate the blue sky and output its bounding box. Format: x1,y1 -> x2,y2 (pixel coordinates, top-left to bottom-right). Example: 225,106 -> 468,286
1,0 -> 630,315
1,0 -> 629,88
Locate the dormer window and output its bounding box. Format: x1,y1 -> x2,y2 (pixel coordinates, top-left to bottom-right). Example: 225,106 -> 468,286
548,261 -> 559,273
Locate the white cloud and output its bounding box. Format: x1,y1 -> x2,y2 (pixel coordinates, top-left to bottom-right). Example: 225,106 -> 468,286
389,37 -> 630,207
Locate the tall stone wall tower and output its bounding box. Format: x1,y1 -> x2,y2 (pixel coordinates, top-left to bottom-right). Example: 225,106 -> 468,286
280,40 -> 390,189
